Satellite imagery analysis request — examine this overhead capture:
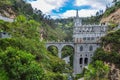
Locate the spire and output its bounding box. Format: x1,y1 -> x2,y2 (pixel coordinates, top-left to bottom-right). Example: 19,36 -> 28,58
76,9 -> 79,18
74,9 -> 82,26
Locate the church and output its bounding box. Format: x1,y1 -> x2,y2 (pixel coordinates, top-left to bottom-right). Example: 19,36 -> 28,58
73,10 -> 108,74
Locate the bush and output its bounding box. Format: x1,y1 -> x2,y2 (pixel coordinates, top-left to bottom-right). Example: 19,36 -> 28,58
0,47 -> 45,80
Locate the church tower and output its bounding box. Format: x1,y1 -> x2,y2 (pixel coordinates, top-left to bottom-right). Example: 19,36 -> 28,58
74,9 -> 82,27
73,10 -> 82,43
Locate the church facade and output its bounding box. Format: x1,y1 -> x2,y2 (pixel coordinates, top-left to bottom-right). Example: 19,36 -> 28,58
46,10 -> 108,74
73,10 -> 108,74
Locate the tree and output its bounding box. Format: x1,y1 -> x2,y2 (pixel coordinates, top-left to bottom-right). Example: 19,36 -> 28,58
84,60 -> 109,80
0,47 -> 45,80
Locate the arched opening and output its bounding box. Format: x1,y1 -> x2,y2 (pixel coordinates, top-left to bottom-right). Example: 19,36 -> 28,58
79,58 -> 83,64
61,45 -> 74,67
47,45 -> 58,57
84,58 -> 88,65
89,45 -> 93,51
80,46 -> 83,51
83,37 -> 86,41
87,37 -> 90,40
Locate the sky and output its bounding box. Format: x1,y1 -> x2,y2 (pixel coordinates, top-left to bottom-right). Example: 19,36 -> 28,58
29,0 -> 113,18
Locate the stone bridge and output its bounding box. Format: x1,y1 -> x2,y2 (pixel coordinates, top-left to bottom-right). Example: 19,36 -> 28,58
46,42 -> 74,58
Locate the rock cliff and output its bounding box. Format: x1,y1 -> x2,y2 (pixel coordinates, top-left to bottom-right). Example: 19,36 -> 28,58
101,8 -> 120,24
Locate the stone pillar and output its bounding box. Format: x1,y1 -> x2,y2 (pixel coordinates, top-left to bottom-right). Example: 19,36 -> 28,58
58,48 -> 62,58
82,57 -> 84,66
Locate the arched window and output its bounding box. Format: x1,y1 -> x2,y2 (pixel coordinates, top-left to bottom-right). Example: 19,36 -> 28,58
91,37 -> 94,40
89,45 -> 93,51
84,58 -> 88,64
80,46 -> 83,51
79,58 -> 83,64
83,37 -> 86,40
88,37 -> 90,40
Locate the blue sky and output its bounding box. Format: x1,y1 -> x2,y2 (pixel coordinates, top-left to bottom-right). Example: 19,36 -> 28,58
29,0 -> 113,18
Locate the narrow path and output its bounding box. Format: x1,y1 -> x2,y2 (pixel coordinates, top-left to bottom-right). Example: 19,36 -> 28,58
0,15 -> 13,22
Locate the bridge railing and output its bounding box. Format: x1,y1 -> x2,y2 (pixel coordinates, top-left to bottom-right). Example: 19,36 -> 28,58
46,40 -> 73,43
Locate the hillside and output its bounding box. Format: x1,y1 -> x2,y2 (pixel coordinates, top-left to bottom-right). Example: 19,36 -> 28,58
1,0 -> 120,80
101,8 -> 120,24
0,0 -> 72,80
82,2 -> 120,80
101,1 -> 120,24
0,0 -> 68,41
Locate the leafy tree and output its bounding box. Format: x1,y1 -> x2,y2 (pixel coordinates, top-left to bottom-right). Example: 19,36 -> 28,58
0,47 -> 44,80
0,0 -> 11,5
47,46 -> 58,57
84,60 -> 109,80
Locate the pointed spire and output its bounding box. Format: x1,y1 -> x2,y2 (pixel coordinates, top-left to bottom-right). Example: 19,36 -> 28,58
76,9 -> 79,18
74,9 -> 82,26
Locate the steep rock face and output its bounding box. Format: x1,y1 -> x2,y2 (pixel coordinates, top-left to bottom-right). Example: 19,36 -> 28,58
0,5 -> 16,19
103,43 -> 120,54
107,63 -> 120,80
101,9 -> 120,24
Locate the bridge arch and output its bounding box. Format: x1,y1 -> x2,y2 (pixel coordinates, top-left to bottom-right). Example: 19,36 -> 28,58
61,45 -> 74,58
47,45 -> 58,57
46,44 -> 59,49
61,45 -> 74,65
46,42 -> 74,58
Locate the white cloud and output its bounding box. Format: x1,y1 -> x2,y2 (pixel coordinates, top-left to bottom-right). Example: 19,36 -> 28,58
75,0 -> 113,10
29,0 -> 67,14
60,10 -> 76,18
29,0 -> 114,18
59,9 -> 98,18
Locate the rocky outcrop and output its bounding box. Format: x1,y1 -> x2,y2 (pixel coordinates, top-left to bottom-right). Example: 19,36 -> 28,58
108,63 -> 120,80
0,5 -> 16,19
101,9 -> 120,24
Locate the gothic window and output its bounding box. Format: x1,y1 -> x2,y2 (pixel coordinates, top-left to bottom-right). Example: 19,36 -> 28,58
80,46 -> 83,51
83,37 -> 86,40
79,58 -> 83,64
91,37 -> 94,40
87,37 -> 90,40
84,58 -> 88,64
89,45 -> 93,51
96,44 -> 99,46
77,38 -> 79,42
90,54 -> 92,56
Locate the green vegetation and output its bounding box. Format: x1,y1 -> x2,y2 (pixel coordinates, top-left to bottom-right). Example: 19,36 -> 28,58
0,47 -> 44,80
101,29 -> 120,52
0,0 -> 67,41
93,29 -> 120,67
47,46 -> 58,57
0,0 -> 75,79
82,29 -> 120,79
84,60 -> 109,80
55,18 -> 73,41
103,1 -> 120,17
0,0 -> 11,6
107,21 -> 118,31
0,15 -> 69,80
